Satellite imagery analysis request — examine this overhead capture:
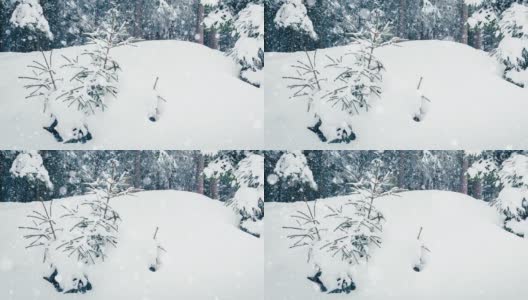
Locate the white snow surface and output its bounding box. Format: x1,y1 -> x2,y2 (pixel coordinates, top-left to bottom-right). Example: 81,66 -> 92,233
265,190 -> 528,299
265,40 -> 528,149
0,190 -> 264,300
0,40 -> 263,149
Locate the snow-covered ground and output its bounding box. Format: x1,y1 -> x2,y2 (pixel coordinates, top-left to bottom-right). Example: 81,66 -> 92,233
265,40 -> 528,149
0,41 -> 263,149
0,190 -> 264,300
265,190 -> 528,299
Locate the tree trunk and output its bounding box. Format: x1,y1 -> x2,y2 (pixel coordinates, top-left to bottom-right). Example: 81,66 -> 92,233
35,182 -> 40,202
195,1 -> 205,44
0,1 -> 3,52
473,178 -> 483,200
210,177 -> 219,199
398,151 -> 406,189
209,29 -> 219,50
0,152 -> 4,202
460,154 -> 469,194
134,151 -> 142,188
474,27 -> 482,50
460,1 -> 469,44
134,0 -> 144,38
399,0 -> 407,39
195,153 -> 205,194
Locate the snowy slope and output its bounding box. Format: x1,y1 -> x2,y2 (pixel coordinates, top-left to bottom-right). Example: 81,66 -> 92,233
0,41 -> 263,149
265,191 -> 528,299
265,40 -> 528,149
0,191 -> 264,300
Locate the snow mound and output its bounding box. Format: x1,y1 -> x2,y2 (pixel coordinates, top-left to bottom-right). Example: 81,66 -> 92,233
0,190 -> 263,299
265,190 -> 528,299
0,40 -> 263,149
265,40 -> 528,149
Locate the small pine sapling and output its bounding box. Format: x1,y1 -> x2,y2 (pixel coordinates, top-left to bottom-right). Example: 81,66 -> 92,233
148,77 -> 168,122
345,9 -> 400,69
148,227 -> 167,272
348,159 -> 401,219
18,51 -> 68,142
284,10 -> 399,144
284,158 -> 401,293
284,194 -> 386,294
413,77 -> 432,122
325,8 -> 399,116
413,226 -> 431,272
18,53 -> 92,144
18,199 -> 93,293
58,7 -> 135,115
85,159 -> 138,221
57,160 -> 136,264
284,51 -> 356,143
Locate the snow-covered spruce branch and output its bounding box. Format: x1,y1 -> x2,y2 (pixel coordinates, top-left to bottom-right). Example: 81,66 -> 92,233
204,1 -> 264,87
18,51 -> 60,112
57,54 -> 118,114
227,154 -> 264,238
19,199 -> 59,259
273,151 -> 318,192
319,200 -> 383,264
493,3 -> 528,88
56,199 -> 121,265
492,153 -> 528,237
321,51 -> 383,115
283,200 -> 322,250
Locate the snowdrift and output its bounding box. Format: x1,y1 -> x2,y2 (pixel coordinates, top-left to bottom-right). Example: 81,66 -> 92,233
265,40 -> 528,149
0,41 -> 263,149
0,190 -> 264,300
265,190 -> 528,299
